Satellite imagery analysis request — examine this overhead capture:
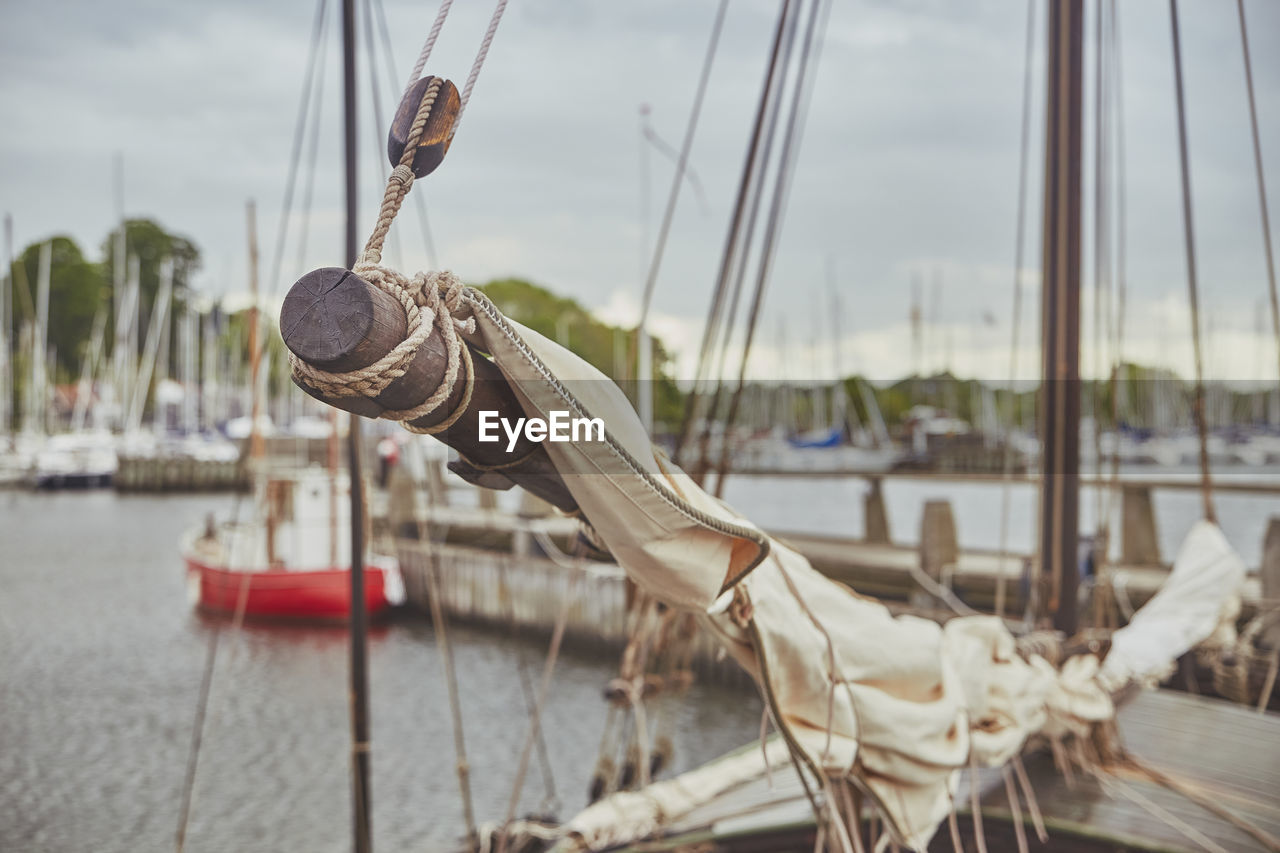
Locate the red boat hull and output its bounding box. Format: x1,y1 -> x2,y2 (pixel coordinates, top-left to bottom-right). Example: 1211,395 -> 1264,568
183,557 -> 393,621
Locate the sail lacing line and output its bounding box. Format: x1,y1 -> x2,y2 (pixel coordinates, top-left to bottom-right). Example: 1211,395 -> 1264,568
286,78 -> 476,433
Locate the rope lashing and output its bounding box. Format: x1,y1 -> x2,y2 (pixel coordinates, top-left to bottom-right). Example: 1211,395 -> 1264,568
287,74 -> 476,435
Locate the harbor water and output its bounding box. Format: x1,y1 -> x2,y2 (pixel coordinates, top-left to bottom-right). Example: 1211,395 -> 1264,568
0,490 -> 762,852
3,468 -> 1275,851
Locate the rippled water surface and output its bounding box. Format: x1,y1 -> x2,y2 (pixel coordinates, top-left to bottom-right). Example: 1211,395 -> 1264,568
0,491 -> 762,853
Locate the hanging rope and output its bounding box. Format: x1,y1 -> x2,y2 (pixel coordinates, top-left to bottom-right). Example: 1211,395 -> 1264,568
175,569 -> 253,852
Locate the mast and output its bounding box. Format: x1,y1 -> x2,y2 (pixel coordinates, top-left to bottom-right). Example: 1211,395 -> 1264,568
246,204 -> 265,464
1,215 -> 11,443
1037,0 -> 1084,635
34,242 -> 51,437
341,0 -> 372,848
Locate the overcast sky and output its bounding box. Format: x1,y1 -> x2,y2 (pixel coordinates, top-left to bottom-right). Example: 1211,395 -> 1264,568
2,0 -> 1278,382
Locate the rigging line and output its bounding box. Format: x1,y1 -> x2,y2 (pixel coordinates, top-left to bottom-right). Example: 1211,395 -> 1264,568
369,0 -> 440,267
417,539 -> 480,841
360,0 -> 405,273
642,123 -> 711,215
1091,0 -> 1112,534
294,12 -> 331,280
266,0 -> 331,298
1237,0 -> 1280,396
403,0 -> 453,97
499,533 -> 561,810
451,0 -> 510,141
675,0 -> 797,469
713,0 -> 833,498
995,0 -> 1039,620
690,0 -> 804,479
636,0 -> 731,333
174,569 -> 252,853
1168,0 -> 1216,524
496,575 -> 576,853
1103,0 -> 1128,575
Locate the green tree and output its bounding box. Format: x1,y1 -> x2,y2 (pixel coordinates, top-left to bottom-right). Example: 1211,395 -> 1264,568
476,278 -> 685,431
101,218 -> 202,370
9,236 -> 107,383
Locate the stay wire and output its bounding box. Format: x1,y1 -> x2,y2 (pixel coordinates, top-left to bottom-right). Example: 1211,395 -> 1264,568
361,0 -> 404,273
637,0 -> 731,333
294,15 -> 331,280
266,0 -> 331,298
713,0 -> 832,497
994,0 -> 1039,619
371,0 -> 439,267
1236,0 -> 1280,397
1168,0 -> 1215,523
685,0 -> 801,478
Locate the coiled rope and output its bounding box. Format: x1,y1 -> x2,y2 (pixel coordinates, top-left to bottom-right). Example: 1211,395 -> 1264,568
286,77 -> 476,434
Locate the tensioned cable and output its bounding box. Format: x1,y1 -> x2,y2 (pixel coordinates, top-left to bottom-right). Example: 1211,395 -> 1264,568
695,0 -> 802,463
266,0 -> 330,297
402,0 -> 453,98
713,0 -> 834,497
676,0 -> 798,472
293,16 -> 330,279
1236,0 -> 1280,398
453,0 -> 509,139
1168,0 -> 1216,524
636,0 -> 732,333
360,0 -> 404,273
994,0 -> 1039,619
371,0 -> 439,267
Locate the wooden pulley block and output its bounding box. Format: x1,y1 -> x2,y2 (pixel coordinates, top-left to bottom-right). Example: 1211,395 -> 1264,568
387,75 -> 461,178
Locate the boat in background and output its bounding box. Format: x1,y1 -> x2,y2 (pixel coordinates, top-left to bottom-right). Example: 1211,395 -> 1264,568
30,430 -> 118,488
180,465 -> 403,620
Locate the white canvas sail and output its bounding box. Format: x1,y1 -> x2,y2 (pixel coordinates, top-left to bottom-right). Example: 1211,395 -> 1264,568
445,288 -> 1243,849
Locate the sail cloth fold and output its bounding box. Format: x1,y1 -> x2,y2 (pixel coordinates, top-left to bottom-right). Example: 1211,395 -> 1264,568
452,288 -> 1241,851
1097,519 -> 1245,693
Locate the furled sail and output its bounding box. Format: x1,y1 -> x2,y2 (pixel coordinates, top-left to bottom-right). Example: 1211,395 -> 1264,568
449,288 -> 1242,850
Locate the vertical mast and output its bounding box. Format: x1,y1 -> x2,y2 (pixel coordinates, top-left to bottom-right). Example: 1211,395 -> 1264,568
1038,0 -> 1084,635
341,0 -> 372,849
1,215 -> 11,442
34,242 -> 51,437
246,202 -> 264,463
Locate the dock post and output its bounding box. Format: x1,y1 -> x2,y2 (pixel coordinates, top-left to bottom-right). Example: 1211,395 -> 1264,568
918,500 -> 958,608
864,476 -> 891,544
1120,484 -> 1160,566
1262,517 -> 1280,650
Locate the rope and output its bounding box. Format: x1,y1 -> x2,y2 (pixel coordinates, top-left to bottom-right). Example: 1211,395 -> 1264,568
403,0 -> 453,98
409,456 -> 480,845
175,568 -> 253,852
1236,0 -> 1280,400
994,0 -> 1037,620
1169,0 -> 1216,524
496,572 -> 577,853
288,76 -> 478,433
453,0 -> 508,138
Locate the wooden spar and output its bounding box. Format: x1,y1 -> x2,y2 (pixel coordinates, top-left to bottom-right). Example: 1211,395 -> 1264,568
1038,0 -> 1083,635
279,268 -> 580,514
340,0 -> 372,850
